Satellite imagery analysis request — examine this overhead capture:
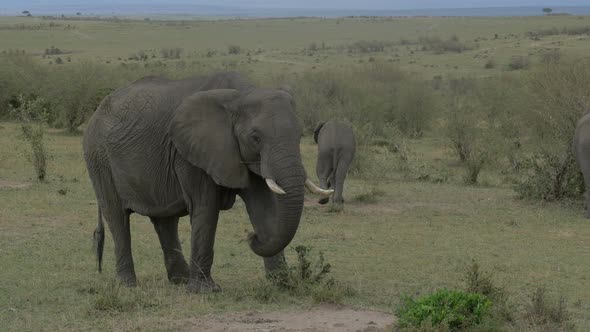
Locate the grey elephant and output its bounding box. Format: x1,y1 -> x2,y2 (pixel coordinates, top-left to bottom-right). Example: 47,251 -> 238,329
83,72 -> 331,293
313,120 -> 356,205
574,109 -> 590,217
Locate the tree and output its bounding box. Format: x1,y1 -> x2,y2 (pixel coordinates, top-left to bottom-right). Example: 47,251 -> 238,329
542,8 -> 553,15
76,12 -> 82,16
22,10 -> 32,17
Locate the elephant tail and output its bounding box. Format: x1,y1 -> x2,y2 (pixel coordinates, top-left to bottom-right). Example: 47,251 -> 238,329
93,207 -> 105,273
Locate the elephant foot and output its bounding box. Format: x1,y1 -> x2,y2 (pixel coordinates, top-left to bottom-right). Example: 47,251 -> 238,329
167,261 -> 190,284
186,278 -> 222,294
318,197 -> 330,205
117,272 -> 137,287
584,210 -> 590,219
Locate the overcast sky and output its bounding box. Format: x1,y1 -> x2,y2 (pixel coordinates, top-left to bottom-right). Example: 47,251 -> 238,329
6,1 -> 590,10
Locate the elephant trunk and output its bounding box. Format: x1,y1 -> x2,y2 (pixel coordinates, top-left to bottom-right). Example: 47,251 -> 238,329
248,142 -> 305,257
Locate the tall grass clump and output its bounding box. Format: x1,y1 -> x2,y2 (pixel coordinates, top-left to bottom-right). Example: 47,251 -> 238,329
10,94 -> 50,181
524,287 -> 574,331
515,59 -> 590,201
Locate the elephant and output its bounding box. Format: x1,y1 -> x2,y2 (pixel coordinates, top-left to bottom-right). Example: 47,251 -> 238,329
83,72 -> 332,293
313,120 -> 356,205
574,109 -> 590,218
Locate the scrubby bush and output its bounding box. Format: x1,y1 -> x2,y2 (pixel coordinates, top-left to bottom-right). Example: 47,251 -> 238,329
253,245 -> 352,304
420,34 -> 473,54
10,94 -> 50,181
395,80 -> 436,137
445,95 -> 493,184
346,40 -> 390,53
515,59 -> 590,201
48,61 -> 113,133
227,44 -> 241,55
508,56 -> 530,70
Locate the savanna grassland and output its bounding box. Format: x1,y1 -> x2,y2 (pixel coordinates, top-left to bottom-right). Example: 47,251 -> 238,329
1,14 -> 590,331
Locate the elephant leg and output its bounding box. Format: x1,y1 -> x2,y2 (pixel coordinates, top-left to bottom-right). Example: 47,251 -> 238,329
186,206 -> 221,293
150,217 -> 190,284
333,153 -> 353,205
316,151 -> 333,205
102,206 -> 136,286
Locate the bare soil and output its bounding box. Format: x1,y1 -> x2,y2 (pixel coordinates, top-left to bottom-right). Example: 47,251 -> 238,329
0,180 -> 31,190
182,305 -> 394,332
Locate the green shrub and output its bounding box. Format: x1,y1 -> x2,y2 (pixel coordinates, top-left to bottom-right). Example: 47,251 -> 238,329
396,289 -> 492,330
10,94 -> 50,181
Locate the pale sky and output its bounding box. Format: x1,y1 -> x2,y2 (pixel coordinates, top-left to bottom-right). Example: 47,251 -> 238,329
5,0 -> 590,10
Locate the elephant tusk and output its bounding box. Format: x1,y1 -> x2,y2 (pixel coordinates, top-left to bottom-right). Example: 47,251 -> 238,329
265,178 -> 286,195
305,178 -> 334,196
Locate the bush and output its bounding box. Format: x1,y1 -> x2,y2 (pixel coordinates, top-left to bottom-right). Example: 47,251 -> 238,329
484,59 -> 495,69
48,61 -> 113,133
395,80 -> 436,137
514,150 -> 584,201
227,44 -> 241,55
254,245 -> 352,304
347,40 -> 390,53
9,94 -> 50,181
420,35 -> 473,54
516,59 -> 590,201
508,56 -> 530,70
396,289 -> 492,330
445,95 -> 493,184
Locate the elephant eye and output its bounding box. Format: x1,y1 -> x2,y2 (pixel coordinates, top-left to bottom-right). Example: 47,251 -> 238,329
251,133 -> 261,145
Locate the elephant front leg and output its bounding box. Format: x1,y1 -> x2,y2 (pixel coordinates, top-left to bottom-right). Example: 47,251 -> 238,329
186,207 -> 222,293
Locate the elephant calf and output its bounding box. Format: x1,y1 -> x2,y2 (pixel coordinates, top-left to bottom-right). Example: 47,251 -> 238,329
574,110 -> 590,218
314,120 -> 356,205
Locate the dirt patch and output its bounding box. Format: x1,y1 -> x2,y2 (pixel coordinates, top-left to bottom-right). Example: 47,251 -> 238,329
0,180 -> 31,190
183,305 -> 394,332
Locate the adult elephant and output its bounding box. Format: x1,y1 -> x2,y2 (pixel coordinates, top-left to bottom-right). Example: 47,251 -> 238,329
574,110 -> 590,218
83,72 -> 332,293
313,120 -> 356,205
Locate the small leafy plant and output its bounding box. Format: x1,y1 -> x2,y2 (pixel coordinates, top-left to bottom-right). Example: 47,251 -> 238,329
396,289 -> 492,330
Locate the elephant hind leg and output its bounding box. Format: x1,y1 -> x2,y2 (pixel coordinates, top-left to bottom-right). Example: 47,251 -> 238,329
316,150 -> 333,205
332,152 -> 353,205
150,217 -> 189,284
88,167 -> 137,286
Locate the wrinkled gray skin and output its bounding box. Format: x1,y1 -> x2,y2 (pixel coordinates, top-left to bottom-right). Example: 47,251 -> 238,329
314,120 -> 356,205
574,110 -> 590,218
83,72 -> 306,292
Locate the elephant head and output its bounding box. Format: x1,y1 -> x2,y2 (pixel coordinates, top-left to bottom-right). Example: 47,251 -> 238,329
169,88 -> 330,257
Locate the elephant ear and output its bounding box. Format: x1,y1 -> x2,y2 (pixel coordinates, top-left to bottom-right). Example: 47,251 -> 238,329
313,121 -> 325,144
169,89 -> 249,188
